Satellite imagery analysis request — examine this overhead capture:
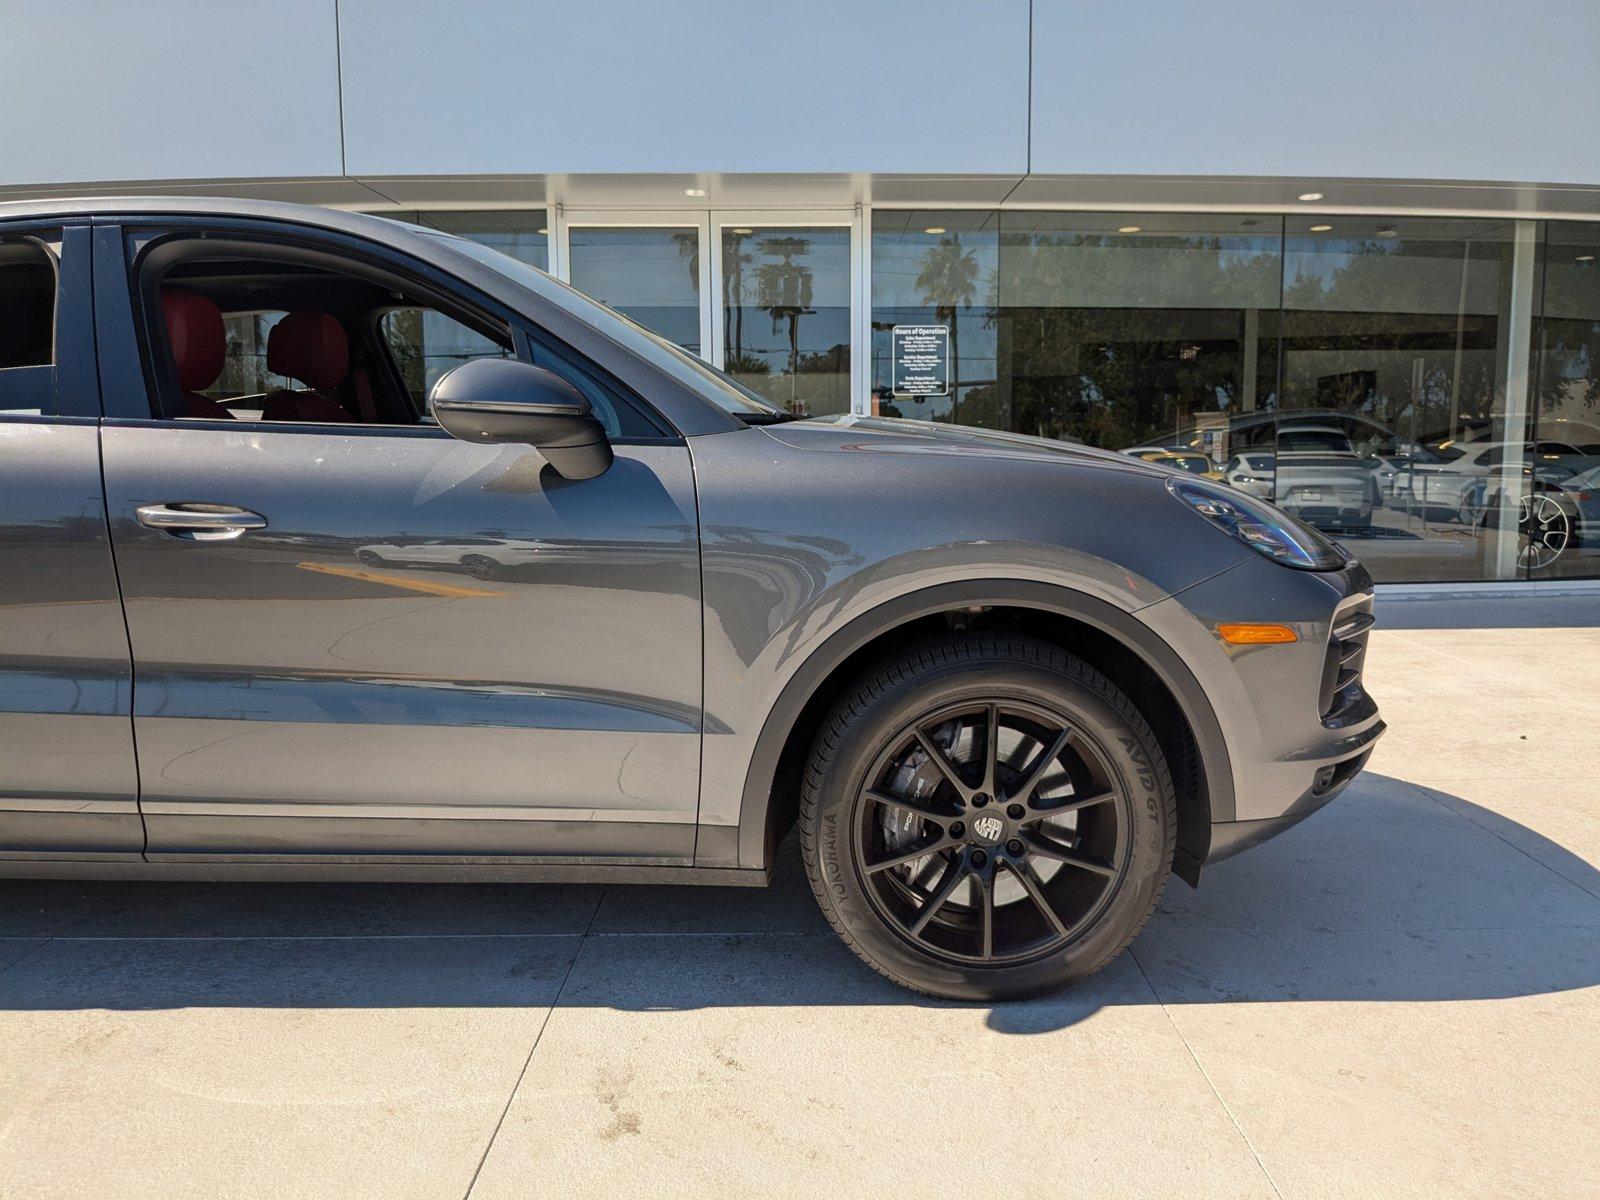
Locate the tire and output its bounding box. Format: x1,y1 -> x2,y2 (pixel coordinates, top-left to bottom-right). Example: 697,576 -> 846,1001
800,634 -> 1175,1001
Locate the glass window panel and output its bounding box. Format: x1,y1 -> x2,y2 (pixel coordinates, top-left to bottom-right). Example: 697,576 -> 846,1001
379,308 -> 512,410
1529,220 -> 1600,579
568,227 -> 702,354
994,212 -> 1282,449
1277,217 -> 1524,582
721,226 -> 851,415
412,210 -> 549,272
870,210 -> 999,423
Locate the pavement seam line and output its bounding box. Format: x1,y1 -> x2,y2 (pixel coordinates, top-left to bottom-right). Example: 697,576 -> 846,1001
1129,948 -> 1287,1200
1402,778 -> 1600,906
460,885 -> 607,1200
0,884 -> 130,980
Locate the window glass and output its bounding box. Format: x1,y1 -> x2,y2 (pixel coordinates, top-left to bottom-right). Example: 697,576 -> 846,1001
870,210 -> 1553,584
155,251 -> 510,426
206,310 -> 290,404
379,307 -> 511,408
721,226 -> 851,415
0,239 -> 57,414
568,227 -> 702,353
1529,220 -> 1600,579
871,211 -> 999,424
994,213 -> 1283,448
1275,218 -> 1523,581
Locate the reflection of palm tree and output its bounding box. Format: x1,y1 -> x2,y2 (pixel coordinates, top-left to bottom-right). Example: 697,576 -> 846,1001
916,236 -> 979,415
671,231 -> 700,351
755,236 -> 814,409
722,232 -> 755,365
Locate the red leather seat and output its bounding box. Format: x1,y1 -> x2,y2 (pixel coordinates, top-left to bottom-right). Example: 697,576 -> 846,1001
161,289 -> 234,420
261,310 -> 355,423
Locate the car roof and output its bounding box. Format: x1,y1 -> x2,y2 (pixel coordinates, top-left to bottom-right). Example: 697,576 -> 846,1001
0,194 -> 407,234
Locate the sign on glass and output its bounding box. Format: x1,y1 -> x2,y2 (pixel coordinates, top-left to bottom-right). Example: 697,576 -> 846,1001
891,325 -> 950,396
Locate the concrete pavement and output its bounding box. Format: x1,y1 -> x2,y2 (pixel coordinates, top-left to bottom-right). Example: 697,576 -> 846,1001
1,594 -> 1597,1198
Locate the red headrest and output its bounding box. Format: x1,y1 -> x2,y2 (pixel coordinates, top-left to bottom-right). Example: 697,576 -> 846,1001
162,289 -> 225,392
267,310 -> 349,391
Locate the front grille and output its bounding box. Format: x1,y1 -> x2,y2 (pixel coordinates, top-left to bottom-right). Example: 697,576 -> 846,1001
1319,601 -> 1374,720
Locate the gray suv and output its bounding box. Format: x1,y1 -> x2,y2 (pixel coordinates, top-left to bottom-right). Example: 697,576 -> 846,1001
0,199 -> 1383,999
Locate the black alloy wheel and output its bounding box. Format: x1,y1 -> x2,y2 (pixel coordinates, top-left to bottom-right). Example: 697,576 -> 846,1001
855,700 -> 1128,965
801,635 -> 1174,1000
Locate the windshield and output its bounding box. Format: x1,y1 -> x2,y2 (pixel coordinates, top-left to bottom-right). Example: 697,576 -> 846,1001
1278,428 -> 1353,453
425,230 -> 786,417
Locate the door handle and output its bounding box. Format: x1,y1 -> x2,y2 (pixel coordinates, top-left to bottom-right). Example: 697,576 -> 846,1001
135,503 -> 268,541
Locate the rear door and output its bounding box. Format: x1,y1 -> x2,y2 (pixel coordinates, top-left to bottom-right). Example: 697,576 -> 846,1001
92,219 -> 703,863
0,220 -> 141,858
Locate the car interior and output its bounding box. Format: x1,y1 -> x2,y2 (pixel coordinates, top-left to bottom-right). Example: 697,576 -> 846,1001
150,253 -> 514,426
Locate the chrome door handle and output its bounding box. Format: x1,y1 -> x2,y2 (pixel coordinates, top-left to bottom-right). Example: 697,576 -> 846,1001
135,503 -> 268,541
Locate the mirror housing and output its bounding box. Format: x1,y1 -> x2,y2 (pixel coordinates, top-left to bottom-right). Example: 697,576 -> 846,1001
430,358 -> 613,481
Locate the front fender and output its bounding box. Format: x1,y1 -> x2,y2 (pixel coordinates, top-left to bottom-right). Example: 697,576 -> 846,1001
702,578 -> 1235,870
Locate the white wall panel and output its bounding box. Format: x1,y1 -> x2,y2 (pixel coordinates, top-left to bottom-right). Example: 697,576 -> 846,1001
0,0 -> 343,186
1030,0 -> 1600,185
338,0 -> 1030,176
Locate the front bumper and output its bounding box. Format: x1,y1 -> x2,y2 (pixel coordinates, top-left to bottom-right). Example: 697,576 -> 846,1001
1138,552 -> 1386,873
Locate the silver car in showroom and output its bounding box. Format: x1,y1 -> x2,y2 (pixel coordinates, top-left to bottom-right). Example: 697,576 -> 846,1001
0,198 -> 1383,999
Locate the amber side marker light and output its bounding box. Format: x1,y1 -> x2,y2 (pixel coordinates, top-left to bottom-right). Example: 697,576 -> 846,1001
1217,623 -> 1299,645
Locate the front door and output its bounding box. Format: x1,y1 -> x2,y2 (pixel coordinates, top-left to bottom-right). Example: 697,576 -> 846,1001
94,223 -> 703,862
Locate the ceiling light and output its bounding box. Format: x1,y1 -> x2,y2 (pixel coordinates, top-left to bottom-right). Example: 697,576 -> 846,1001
1578,254 -> 1597,262
731,227 -> 754,235
1375,228 -> 1398,238
923,226 -> 946,235
683,188 -> 707,197
1117,225 -> 1142,234
1297,191 -> 1325,202
1309,224 -> 1334,233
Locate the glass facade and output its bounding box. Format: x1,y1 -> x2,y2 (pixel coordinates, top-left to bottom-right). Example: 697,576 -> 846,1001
871,211 -> 1598,583
378,205 -> 1599,584
1531,220 -> 1600,579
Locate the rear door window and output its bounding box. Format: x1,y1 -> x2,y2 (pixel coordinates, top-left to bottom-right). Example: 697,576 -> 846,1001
0,237 -> 58,415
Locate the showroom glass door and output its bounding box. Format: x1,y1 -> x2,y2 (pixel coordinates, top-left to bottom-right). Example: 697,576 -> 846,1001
558,209 -> 864,415
559,212 -> 712,356
710,212 -> 857,415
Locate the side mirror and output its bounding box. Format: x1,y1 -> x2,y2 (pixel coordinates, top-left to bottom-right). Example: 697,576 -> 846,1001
430,358 -> 613,481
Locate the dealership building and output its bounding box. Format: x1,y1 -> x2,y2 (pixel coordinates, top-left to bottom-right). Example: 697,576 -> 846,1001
6,0 -> 1600,585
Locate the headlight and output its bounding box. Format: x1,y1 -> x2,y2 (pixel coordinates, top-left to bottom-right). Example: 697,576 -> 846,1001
1167,478 -> 1344,570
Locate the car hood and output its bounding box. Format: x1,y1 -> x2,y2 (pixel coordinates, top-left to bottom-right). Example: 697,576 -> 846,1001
755,415 -> 1175,478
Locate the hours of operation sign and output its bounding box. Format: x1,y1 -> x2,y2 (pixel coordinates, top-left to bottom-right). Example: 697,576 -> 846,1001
891,325 -> 950,396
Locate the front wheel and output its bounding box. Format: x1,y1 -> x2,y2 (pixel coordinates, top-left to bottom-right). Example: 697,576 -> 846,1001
800,635 -> 1175,1000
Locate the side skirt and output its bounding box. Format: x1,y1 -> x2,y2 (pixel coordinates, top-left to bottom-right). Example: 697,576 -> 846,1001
0,859 -> 771,886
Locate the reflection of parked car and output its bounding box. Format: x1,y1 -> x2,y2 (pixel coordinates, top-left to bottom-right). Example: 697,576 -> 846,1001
1124,448 -> 1222,479
1480,462 -> 1600,571
1408,440 -> 1598,523
1272,426 -> 1375,530
356,537 -> 541,580
1222,452 -> 1274,500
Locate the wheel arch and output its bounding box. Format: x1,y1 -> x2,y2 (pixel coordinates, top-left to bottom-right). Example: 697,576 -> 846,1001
734,579 -> 1233,884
